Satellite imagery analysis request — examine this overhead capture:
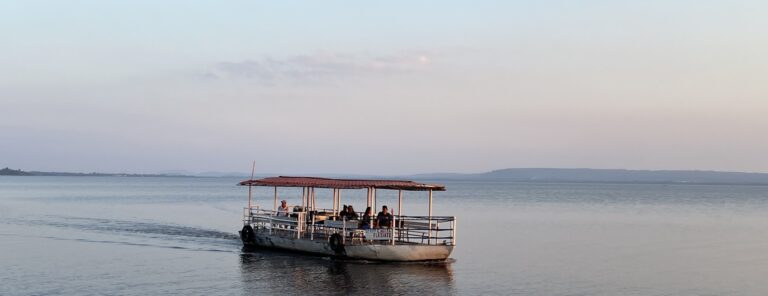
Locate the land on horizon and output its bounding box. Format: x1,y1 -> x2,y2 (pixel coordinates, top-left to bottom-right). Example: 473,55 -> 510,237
0,167 -> 186,178
4,167 -> 768,185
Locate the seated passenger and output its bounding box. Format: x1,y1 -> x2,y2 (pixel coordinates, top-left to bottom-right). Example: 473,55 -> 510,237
277,200 -> 290,216
346,205 -> 359,220
339,205 -> 348,220
360,207 -> 372,229
376,205 -> 393,228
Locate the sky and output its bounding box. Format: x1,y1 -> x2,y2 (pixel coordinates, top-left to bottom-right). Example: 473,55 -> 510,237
1,1 -> 768,175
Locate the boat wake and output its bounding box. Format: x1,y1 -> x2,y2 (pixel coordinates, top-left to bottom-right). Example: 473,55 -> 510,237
4,215 -> 242,251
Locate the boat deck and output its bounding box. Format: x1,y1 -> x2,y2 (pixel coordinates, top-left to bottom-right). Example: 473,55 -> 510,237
237,176 -> 456,261
244,208 -> 456,247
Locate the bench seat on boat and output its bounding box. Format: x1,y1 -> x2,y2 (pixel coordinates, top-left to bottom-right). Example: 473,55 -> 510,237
323,219 -> 359,229
402,221 -> 438,230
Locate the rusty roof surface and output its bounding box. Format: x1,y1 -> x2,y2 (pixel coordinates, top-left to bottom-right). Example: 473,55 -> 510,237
238,176 -> 446,191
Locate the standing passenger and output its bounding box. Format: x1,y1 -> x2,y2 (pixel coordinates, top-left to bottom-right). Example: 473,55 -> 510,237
277,200 -> 290,216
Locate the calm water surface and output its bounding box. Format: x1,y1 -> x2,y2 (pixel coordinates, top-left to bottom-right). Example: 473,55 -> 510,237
1,177 -> 768,295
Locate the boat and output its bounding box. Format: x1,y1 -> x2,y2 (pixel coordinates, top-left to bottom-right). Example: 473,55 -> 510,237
237,176 -> 456,261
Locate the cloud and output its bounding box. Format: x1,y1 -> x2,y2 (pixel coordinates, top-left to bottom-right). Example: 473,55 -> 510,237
204,52 -> 432,84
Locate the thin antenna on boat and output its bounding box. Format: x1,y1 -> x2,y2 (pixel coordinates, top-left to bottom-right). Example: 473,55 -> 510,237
248,161 -> 255,209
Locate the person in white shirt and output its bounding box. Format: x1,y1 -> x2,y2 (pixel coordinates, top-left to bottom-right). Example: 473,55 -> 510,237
277,200 -> 290,216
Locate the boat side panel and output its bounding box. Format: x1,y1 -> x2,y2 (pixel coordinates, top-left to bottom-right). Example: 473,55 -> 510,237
248,230 -> 454,261
345,244 -> 454,261
250,232 -> 336,256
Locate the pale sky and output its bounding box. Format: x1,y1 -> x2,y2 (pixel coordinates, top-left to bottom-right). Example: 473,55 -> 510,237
1,1 -> 767,174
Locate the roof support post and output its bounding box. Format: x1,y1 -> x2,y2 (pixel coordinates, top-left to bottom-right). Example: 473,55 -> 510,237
428,189 -> 433,244
273,186 -> 278,211
332,189 -> 337,214
366,188 -> 371,208
398,190 -> 403,217
372,188 -> 377,215
428,189 -> 433,217
311,187 -> 317,211
302,187 -> 306,209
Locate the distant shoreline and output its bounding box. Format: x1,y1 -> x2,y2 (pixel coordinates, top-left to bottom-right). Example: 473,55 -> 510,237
407,168 -> 768,186
4,167 -> 768,186
0,167 -> 192,178
409,178 -> 768,187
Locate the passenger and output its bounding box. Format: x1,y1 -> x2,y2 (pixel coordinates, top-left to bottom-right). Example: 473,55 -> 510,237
346,205 -> 359,220
277,200 -> 290,216
360,207 -> 372,229
376,205 -> 393,228
339,205 -> 348,220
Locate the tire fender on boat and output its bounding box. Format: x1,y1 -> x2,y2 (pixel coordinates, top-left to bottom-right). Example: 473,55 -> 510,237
241,225 -> 255,243
329,233 -> 344,254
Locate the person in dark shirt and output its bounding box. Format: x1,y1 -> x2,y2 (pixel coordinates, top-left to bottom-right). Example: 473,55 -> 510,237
339,205 -> 348,220
361,207 -> 373,229
346,205 -> 359,220
376,205 -> 393,228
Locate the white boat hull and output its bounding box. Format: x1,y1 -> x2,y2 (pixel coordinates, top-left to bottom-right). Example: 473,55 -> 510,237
245,231 -> 454,262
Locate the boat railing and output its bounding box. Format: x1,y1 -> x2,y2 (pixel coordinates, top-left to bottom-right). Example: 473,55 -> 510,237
244,207 -> 457,246
243,207 -> 307,238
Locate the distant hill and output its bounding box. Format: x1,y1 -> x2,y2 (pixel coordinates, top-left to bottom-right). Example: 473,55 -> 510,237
0,167 -> 33,176
410,168 -> 768,185
5,166 -> 768,185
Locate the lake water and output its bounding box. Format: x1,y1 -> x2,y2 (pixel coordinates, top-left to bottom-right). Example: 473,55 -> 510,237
2,176 -> 768,295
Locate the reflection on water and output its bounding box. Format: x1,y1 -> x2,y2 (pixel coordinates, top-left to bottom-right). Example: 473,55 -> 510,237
239,248 -> 455,295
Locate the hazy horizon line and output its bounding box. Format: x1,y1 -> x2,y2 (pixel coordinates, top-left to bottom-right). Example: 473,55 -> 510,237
5,166 -> 768,177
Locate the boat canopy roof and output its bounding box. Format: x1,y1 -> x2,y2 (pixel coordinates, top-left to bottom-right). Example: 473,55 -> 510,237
238,176 -> 446,191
